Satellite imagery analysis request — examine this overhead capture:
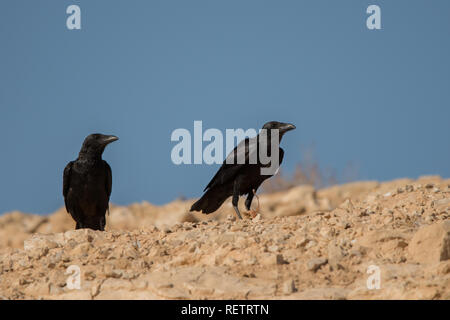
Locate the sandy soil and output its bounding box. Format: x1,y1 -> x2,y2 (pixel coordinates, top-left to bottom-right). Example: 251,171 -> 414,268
0,175 -> 449,299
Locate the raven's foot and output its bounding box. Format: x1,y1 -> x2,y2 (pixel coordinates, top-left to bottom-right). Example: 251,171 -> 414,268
233,206 -> 243,220
245,190 -> 260,219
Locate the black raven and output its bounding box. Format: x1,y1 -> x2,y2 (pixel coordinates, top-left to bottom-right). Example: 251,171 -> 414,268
63,133 -> 119,230
190,121 -> 296,219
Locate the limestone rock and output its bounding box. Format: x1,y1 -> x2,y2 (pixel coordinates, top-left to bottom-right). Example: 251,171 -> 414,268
1,176 -> 450,299
408,221 -> 450,264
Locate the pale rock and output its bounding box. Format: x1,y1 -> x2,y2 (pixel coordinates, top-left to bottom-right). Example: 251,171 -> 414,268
327,241 -> 345,270
282,279 -> 297,294
276,254 -> 289,265
307,258 -> 328,272
24,234 -> 59,252
408,221 -> 450,264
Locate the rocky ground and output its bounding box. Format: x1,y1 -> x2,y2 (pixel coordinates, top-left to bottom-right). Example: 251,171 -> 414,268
0,176 -> 449,300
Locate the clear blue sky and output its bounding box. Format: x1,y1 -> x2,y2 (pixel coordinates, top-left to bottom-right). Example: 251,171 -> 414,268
1,1 -> 449,215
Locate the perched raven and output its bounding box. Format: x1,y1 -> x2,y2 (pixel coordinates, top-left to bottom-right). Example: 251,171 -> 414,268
190,121 -> 295,219
63,134 -> 119,230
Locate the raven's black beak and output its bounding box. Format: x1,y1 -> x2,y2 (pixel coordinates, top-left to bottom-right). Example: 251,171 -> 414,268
102,135 -> 119,145
279,123 -> 296,133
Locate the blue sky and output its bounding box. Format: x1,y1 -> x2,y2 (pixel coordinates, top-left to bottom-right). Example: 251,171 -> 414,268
0,1 -> 449,215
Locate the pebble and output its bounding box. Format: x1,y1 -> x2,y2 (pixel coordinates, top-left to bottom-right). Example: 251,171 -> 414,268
306,258 -> 328,272
282,280 -> 297,294
305,240 -> 317,250
276,254 -> 289,265
252,214 -> 262,222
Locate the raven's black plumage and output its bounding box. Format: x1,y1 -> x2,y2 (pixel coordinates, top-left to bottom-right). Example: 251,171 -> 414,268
190,121 -> 295,219
63,133 -> 118,230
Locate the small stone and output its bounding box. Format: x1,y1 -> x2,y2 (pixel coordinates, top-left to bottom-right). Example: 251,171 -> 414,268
295,237 -> 309,248
328,242 -> 345,270
305,240 -> 317,250
359,209 -> 369,217
276,254 -> 289,265
307,258 -> 328,272
397,240 -> 408,249
163,226 -> 172,234
408,221 -> 450,263
85,271 -> 96,281
383,216 -> 393,224
230,225 -> 242,232
433,198 -> 450,211
252,214 -> 262,222
341,222 -> 351,229
436,262 -> 450,275
91,282 -> 101,298
105,269 -> 123,279
19,278 -> 32,286
71,242 -> 91,257
340,199 -> 354,211
24,235 -> 59,252
282,280 -> 297,294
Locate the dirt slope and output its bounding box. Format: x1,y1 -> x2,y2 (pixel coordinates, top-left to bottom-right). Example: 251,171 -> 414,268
0,176 -> 449,299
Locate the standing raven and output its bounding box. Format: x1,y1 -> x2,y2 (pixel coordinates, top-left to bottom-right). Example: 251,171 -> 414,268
190,121 -> 295,219
63,134 -> 119,230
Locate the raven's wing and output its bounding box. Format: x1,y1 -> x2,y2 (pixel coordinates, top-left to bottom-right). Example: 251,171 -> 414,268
204,136 -> 258,191
103,161 -> 112,198
63,161 -> 74,212
103,161 -> 112,214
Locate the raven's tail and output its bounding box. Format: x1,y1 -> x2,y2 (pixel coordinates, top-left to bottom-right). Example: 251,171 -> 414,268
190,185 -> 231,214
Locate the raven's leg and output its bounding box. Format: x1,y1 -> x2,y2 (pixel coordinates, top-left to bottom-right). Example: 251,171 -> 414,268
245,192 -> 254,211
232,179 -> 243,220
75,222 -> 82,229
99,215 -> 106,231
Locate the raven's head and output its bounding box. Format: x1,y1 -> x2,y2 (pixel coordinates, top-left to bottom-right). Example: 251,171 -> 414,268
79,133 -> 119,158
262,121 -> 296,139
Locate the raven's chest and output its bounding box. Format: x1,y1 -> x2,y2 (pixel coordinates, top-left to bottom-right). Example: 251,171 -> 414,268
237,164 -> 274,192
70,162 -> 107,193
